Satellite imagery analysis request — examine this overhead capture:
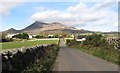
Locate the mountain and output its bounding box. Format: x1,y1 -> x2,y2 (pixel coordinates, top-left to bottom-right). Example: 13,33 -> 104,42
62,29 -> 91,34
38,22 -> 75,31
4,28 -> 20,34
22,21 -> 48,31
3,21 -> 92,34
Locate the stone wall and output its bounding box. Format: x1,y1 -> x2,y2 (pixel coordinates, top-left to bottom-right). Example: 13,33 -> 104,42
106,38 -> 120,49
1,44 -> 59,72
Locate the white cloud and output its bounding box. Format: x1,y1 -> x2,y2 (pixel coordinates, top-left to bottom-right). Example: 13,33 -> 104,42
31,2 -> 118,29
0,0 -> 24,15
93,2 -> 116,10
67,3 -> 88,13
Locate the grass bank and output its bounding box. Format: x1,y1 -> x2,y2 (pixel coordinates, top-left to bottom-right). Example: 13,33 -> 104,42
66,34 -> 120,65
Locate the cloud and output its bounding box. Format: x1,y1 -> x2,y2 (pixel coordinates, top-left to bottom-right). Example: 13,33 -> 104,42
31,2 -> 118,28
93,2 -> 114,10
0,0 -> 24,15
0,1 -> 118,32
67,3 -> 88,13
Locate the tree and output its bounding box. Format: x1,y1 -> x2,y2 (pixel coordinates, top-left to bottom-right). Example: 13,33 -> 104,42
61,32 -> 68,38
13,33 -> 29,39
34,35 -> 44,39
83,33 -> 106,47
54,34 -> 59,38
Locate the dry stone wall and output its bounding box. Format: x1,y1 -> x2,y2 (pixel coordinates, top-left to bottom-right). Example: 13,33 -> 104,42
106,38 -> 120,49
1,44 -> 59,72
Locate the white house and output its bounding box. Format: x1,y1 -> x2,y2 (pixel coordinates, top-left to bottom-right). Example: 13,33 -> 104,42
32,35 -> 37,37
5,34 -> 17,38
28,35 -> 33,39
76,38 -> 86,41
76,35 -> 86,41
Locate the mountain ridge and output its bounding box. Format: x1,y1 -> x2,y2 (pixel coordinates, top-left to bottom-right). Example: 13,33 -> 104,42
3,21 -> 92,34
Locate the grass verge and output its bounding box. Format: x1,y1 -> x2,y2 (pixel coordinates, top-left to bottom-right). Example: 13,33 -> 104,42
66,39 -> 120,65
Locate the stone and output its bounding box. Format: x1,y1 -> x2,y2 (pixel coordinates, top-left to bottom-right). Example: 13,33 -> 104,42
2,61 -> 13,71
2,53 -> 6,56
2,56 -> 8,61
7,51 -> 13,56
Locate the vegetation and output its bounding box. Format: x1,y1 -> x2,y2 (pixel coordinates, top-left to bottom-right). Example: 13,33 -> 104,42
66,33 -> 119,65
66,39 -> 76,46
1,38 -> 13,42
1,40 -> 59,50
34,35 -> 44,39
12,33 -> 29,39
22,44 -> 60,72
0,32 -> 13,42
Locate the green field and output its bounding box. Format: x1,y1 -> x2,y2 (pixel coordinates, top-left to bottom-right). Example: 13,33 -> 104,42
1,40 -> 59,50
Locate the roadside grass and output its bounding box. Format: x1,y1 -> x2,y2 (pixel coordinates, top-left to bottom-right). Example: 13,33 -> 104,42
69,42 -> 119,65
66,38 -> 119,65
1,40 -> 59,50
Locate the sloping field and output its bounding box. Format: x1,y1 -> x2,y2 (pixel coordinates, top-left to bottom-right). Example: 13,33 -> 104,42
1,39 -> 59,50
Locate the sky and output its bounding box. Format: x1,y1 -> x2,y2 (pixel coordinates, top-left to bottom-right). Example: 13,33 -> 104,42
0,0 -> 119,32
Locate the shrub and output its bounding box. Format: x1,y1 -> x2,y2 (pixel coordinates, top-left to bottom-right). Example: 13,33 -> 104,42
82,33 -> 108,47
66,33 -> 119,65
66,39 -> 76,46
1,38 -> 13,42
34,35 -> 44,39
13,33 -> 29,39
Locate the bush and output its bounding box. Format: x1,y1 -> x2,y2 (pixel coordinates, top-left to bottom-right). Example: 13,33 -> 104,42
82,33 -> 108,47
54,35 -> 59,38
66,39 -> 76,46
1,38 -> 13,42
13,33 -> 29,39
66,33 -> 119,65
34,35 -> 44,39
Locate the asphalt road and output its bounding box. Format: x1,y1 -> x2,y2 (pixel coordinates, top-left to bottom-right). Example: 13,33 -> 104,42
53,39 -> 118,71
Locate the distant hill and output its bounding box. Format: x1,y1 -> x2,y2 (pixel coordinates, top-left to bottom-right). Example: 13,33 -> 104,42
3,21 -> 92,34
4,28 -> 20,34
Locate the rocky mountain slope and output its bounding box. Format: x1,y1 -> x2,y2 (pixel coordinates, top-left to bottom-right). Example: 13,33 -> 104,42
3,21 -> 91,34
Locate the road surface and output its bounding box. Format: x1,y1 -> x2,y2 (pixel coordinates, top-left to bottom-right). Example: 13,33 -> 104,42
53,39 -> 118,71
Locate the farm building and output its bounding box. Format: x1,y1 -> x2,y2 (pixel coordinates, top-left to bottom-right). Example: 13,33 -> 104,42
28,35 -> 33,39
32,35 -> 37,37
5,34 -> 17,38
76,35 -> 86,41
